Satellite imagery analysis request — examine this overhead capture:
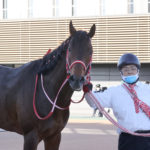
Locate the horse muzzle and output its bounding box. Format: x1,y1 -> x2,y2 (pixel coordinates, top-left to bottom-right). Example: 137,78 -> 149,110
68,75 -> 85,91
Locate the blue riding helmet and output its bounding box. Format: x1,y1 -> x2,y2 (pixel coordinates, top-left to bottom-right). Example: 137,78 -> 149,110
117,53 -> 141,70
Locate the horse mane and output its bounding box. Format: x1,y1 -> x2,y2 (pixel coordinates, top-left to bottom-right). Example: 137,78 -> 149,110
37,30 -> 90,75
38,37 -> 71,75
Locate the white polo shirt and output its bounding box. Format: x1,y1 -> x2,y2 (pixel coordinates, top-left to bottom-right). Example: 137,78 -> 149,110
85,81 -> 150,133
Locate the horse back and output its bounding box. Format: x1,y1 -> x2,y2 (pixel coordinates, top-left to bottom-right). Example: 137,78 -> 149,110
0,63 -> 36,94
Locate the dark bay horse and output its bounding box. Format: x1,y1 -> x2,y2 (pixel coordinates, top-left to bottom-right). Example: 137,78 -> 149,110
0,21 -> 96,150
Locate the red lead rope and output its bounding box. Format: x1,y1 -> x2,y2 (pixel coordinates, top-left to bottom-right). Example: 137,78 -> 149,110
33,49 -> 92,120
33,75 -> 53,120
71,93 -> 85,103
33,74 -> 71,120
88,91 -> 150,137
33,73 -> 87,120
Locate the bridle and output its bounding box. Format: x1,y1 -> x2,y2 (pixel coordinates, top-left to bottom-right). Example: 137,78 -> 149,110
33,47 -> 92,120
66,48 -> 92,103
66,48 -> 92,83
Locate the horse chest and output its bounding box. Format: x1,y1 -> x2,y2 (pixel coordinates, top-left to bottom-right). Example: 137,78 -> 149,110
38,110 -> 69,138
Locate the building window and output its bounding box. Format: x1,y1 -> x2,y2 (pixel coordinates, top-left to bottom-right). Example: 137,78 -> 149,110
3,0 -> 7,19
148,0 -> 150,13
128,0 -> 134,14
52,0 -> 55,16
72,0 -> 74,16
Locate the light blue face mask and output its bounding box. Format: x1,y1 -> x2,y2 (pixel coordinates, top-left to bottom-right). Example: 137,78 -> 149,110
122,74 -> 139,84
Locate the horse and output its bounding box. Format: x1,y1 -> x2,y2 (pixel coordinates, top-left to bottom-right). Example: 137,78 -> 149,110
0,21 -> 96,150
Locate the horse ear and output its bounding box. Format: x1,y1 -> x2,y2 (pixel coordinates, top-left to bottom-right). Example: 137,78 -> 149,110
69,20 -> 76,36
88,24 -> 96,38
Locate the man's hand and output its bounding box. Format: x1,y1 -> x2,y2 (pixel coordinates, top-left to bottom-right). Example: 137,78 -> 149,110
83,82 -> 93,93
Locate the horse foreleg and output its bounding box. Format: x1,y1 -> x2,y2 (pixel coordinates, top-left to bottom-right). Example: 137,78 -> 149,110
44,133 -> 61,150
23,130 -> 40,150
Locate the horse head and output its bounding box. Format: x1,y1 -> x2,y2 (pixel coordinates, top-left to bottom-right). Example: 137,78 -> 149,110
67,21 -> 96,91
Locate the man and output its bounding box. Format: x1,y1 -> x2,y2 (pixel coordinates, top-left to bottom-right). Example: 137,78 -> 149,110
84,53 -> 150,150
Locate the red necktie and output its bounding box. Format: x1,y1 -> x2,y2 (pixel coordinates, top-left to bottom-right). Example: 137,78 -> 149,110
128,84 -> 140,113
124,83 -> 150,118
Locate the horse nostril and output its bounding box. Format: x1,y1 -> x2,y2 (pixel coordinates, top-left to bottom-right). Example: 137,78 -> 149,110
68,75 -> 85,91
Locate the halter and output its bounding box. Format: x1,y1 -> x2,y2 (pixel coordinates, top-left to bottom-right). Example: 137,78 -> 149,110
65,48 -> 92,103
66,49 -> 92,83
33,48 -> 92,120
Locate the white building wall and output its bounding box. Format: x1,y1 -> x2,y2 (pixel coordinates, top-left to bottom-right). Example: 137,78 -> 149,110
32,0 -> 53,18
74,0 -> 100,16
134,0 -> 148,14
7,0 -> 28,19
102,0 -> 127,16
55,0 -> 72,17
0,0 -> 150,19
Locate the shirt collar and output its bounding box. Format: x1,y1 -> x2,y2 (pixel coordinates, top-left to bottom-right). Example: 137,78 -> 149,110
121,81 -> 139,87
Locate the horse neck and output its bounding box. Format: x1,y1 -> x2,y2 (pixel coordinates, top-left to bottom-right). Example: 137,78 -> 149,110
51,56 -> 67,86
42,53 -> 73,102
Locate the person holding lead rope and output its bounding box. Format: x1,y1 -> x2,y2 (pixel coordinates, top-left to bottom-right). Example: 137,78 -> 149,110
83,53 -> 150,150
